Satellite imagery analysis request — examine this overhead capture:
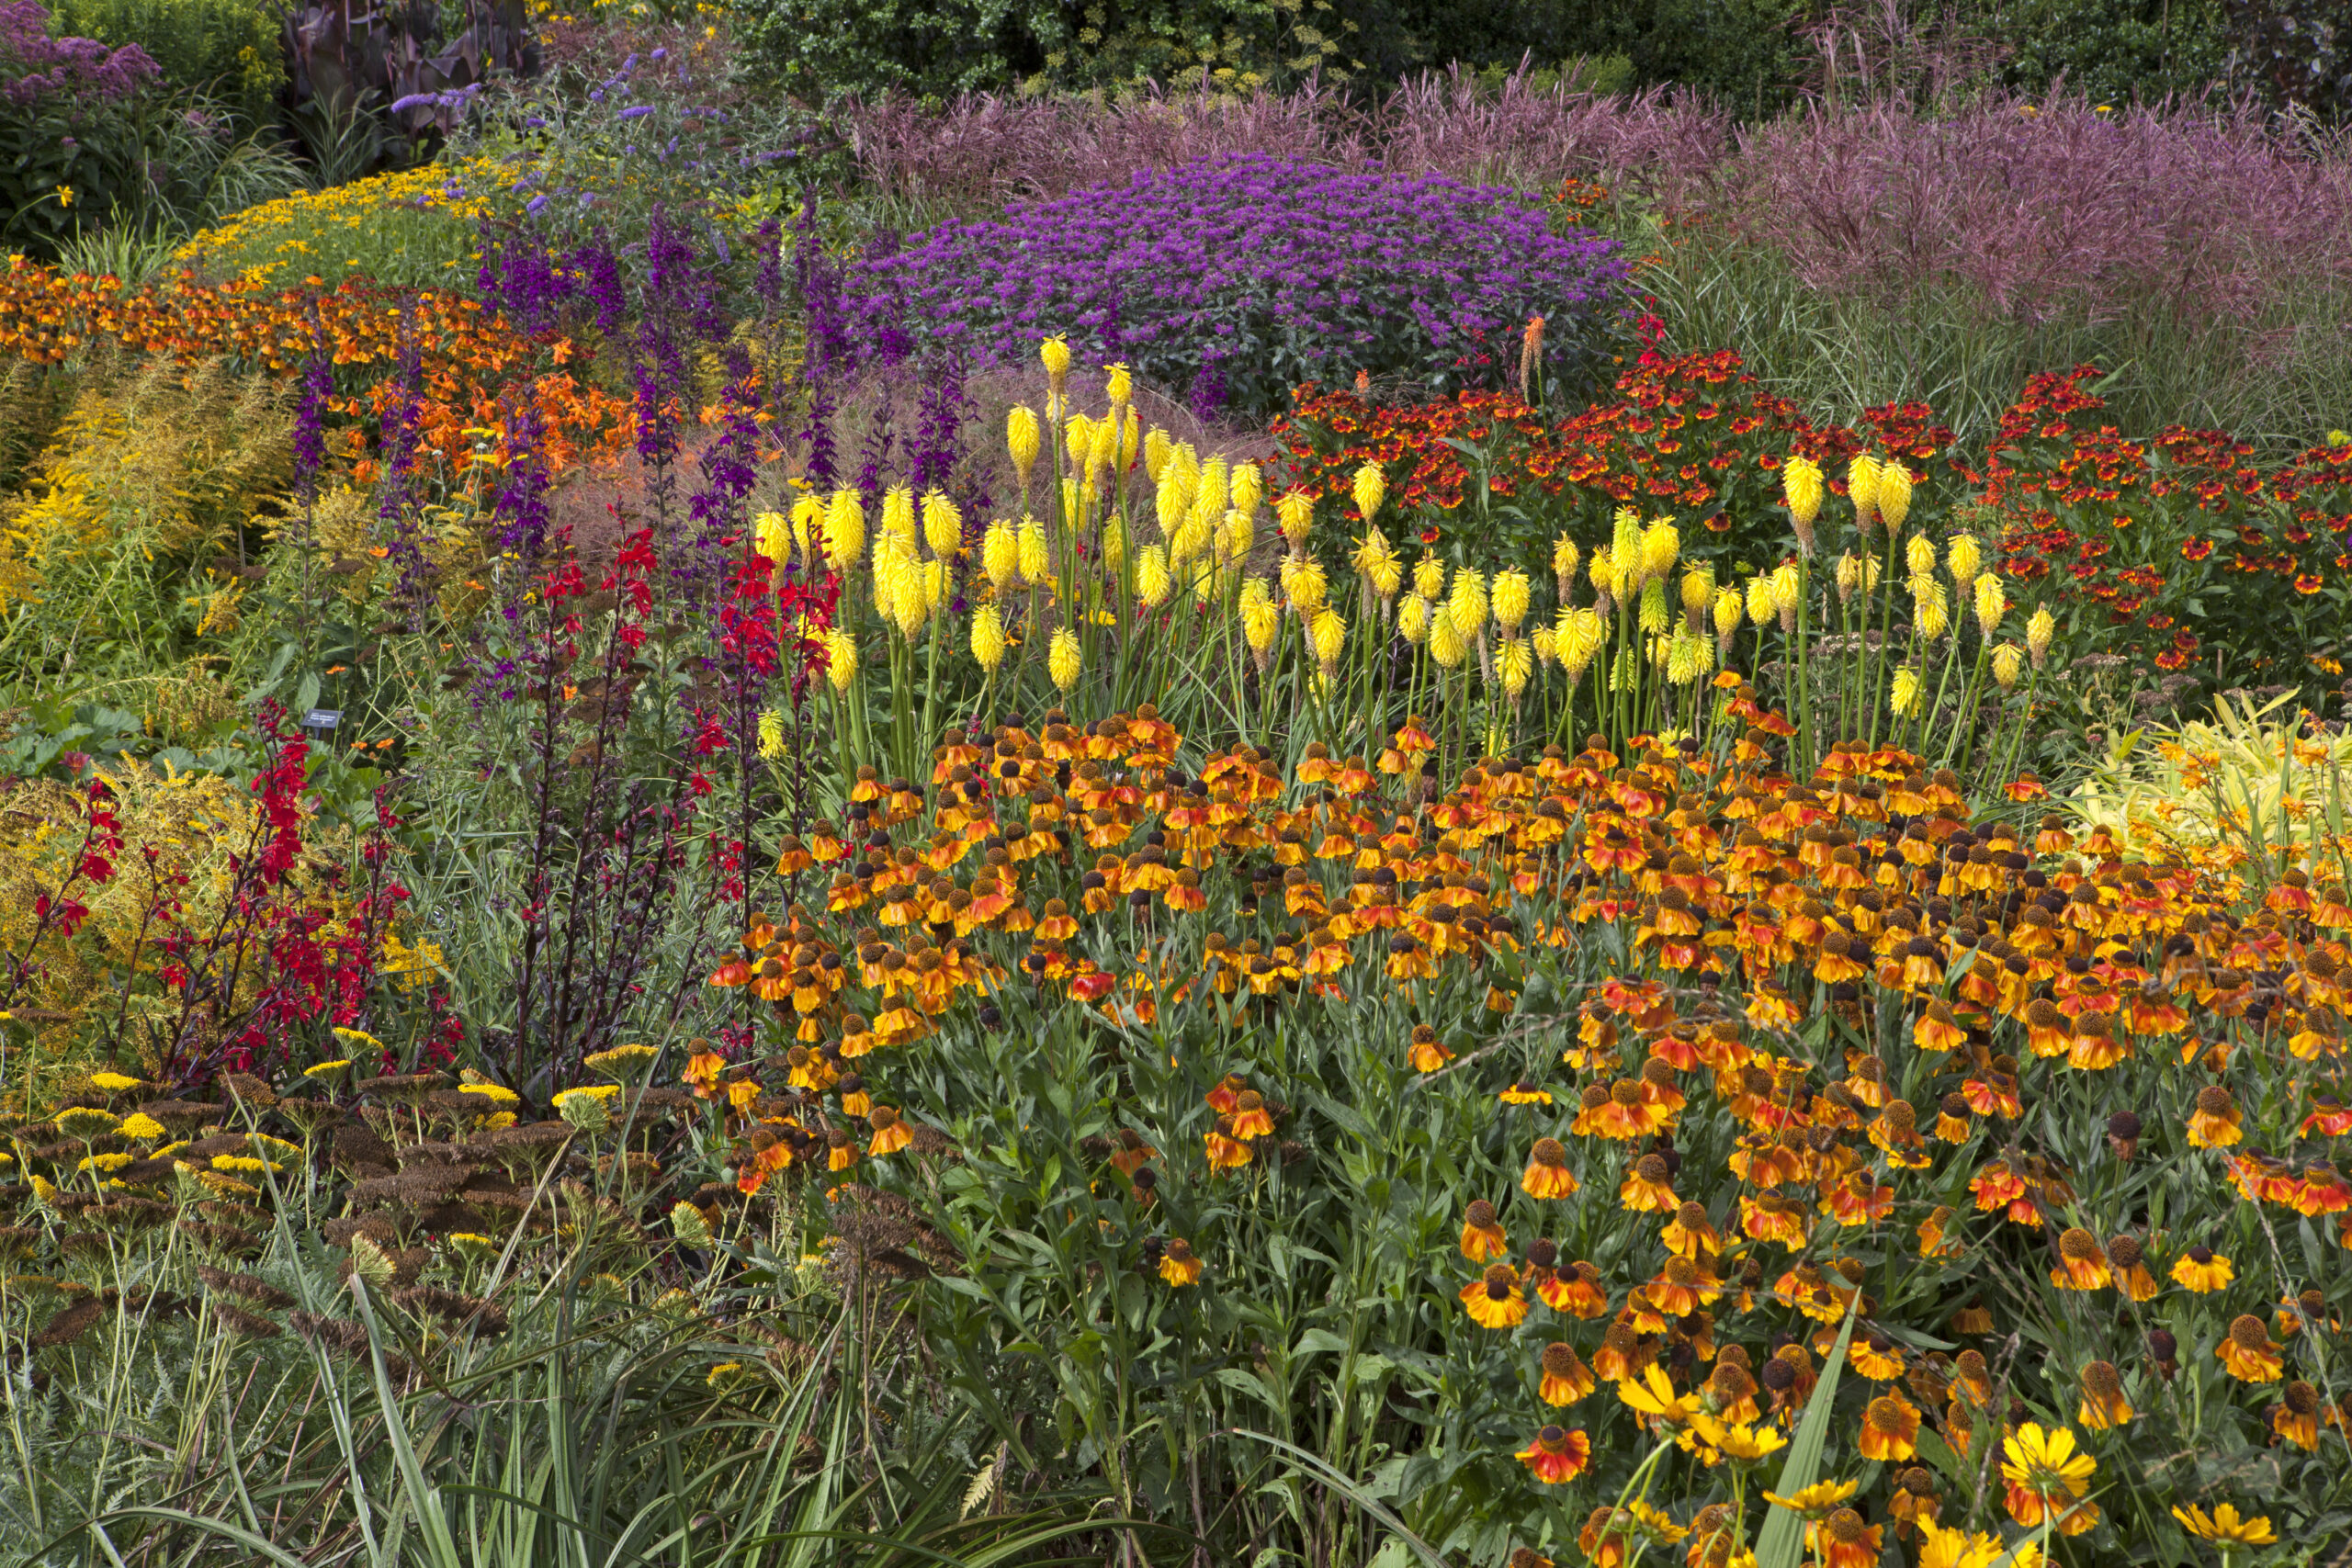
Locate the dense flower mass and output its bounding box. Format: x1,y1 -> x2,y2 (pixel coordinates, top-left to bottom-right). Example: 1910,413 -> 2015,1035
850,153 -> 1628,414
0,262 -> 630,473
699,682 -> 2351,1560
1277,347 -> 2351,683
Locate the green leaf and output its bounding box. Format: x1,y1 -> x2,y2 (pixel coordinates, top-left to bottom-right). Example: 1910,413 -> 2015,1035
1753,1291 -> 1860,1568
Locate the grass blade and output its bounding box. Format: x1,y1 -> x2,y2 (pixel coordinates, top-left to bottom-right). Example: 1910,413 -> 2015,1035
1753,1291 -> 1861,1568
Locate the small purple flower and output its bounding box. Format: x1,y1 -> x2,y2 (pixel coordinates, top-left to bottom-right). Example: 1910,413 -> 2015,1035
526,193 -> 550,216
617,104 -> 653,120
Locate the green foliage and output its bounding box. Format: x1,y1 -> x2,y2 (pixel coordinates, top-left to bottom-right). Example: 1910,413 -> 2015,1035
0,1087 -> 1104,1566
1968,0 -> 2235,108
1542,0 -> 1809,116
0,93 -> 302,261
741,0 -> 1777,105
44,0 -> 285,126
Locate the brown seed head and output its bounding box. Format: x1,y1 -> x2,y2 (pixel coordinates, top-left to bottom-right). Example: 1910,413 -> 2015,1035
2058,1227 -> 2103,1262
2229,1314 -> 2271,1349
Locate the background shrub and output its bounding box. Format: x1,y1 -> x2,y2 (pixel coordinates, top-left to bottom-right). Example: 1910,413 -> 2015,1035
849,152 -> 1629,415
741,0 -> 1805,107
1970,0 -> 2234,107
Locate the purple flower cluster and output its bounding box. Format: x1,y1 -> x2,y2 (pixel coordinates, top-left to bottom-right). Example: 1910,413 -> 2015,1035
0,0 -> 158,106
848,153 -> 1628,414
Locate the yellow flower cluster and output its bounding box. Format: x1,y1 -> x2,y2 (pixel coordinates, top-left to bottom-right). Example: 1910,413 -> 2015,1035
175,157 -> 509,288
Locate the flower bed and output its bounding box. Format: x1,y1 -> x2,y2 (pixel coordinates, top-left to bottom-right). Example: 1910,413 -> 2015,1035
850,153 -> 1628,416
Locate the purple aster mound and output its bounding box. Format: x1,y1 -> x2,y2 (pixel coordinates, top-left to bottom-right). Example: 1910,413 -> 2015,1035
847,152 -> 1629,416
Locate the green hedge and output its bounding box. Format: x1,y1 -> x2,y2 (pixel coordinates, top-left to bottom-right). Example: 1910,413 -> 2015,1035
741,0 -> 2328,119
740,0 -> 1806,107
